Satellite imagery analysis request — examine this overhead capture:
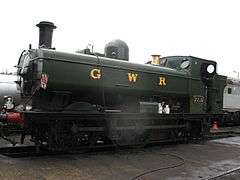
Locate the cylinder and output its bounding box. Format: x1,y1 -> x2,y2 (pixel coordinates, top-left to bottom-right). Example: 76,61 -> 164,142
36,21 -> 56,49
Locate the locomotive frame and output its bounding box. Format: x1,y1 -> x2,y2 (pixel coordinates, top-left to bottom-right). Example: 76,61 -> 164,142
23,111 -> 217,151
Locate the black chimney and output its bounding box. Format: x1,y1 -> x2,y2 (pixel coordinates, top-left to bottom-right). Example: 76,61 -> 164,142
36,21 -> 56,49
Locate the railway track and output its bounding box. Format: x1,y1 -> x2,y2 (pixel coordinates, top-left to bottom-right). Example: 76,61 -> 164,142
0,143 -> 118,158
207,131 -> 240,140
203,166 -> 240,180
0,145 -> 42,157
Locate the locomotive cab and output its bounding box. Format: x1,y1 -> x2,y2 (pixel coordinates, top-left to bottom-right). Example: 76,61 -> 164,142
157,56 -> 226,114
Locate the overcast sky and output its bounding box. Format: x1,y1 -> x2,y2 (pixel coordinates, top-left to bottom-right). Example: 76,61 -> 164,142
0,0 -> 239,78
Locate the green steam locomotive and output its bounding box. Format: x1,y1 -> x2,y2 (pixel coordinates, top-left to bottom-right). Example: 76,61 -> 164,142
1,22 -> 227,150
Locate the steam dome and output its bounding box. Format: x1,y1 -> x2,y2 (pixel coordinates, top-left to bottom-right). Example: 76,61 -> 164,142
104,39 -> 129,61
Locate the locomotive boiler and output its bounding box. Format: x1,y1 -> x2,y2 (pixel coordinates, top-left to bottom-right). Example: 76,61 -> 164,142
1,21 -> 227,151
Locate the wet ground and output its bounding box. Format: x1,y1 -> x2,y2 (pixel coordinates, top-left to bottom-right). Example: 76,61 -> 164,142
1,136 -> 240,180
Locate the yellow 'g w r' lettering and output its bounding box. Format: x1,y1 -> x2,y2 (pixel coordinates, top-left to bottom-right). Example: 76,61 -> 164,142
128,73 -> 138,83
90,69 -> 101,80
159,77 -> 166,86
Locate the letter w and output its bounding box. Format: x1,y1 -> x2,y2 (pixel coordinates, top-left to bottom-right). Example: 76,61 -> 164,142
128,73 -> 138,83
